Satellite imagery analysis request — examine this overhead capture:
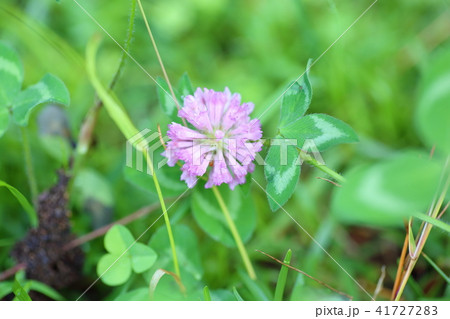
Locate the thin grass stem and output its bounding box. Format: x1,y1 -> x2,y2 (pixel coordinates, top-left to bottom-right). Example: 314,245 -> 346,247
422,253 -> 450,284
136,0 -> 187,126
274,249 -> 292,301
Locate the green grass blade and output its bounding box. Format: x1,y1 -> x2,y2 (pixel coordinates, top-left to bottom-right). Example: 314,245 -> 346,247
239,270 -> 269,300
0,282 -> 13,299
13,279 -> 31,301
422,253 -> 450,284
232,287 -> 244,301
28,280 -> 65,301
203,286 -> 211,301
413,212 -> 450,234
274,249 -> 292,301
408,219 -> 417,257
0,238 -> 15,247
0,180 -> 37,227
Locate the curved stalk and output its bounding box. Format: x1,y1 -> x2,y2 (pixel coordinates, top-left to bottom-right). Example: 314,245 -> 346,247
75,0 -> 137,160
136,0 -> 187,126
86,36 -> 181,279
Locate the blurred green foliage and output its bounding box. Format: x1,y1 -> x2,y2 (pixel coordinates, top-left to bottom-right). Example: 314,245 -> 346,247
0,0 -> 449,301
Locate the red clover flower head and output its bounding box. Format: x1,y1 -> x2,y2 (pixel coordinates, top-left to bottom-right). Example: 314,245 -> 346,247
163,87 -> 263,189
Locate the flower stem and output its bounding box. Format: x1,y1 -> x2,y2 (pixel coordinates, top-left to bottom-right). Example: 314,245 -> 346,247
21,127 -> 38,208
145,152 -> 181,279
297,148 -> 346,184
212,186 -> 256,280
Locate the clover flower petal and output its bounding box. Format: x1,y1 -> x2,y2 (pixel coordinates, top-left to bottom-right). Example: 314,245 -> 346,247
163,87 -> 262,189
